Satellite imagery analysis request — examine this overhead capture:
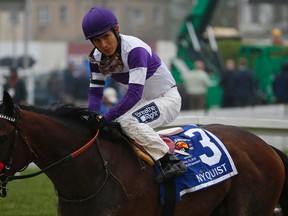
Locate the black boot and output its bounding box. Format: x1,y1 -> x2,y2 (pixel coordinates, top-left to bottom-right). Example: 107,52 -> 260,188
155,152 -> 187,183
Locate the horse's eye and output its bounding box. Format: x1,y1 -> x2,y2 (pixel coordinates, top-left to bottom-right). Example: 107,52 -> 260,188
0,135 -> 7,144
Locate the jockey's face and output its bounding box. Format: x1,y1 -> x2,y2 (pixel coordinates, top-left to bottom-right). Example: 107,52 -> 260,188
91,26 -> 119,57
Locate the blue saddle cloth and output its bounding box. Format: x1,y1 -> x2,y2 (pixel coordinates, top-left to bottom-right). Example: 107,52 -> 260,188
156,124 -> 238,205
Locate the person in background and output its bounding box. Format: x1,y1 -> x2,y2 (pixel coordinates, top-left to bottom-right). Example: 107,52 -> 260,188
272,28 -> 284,46
99,87 -> 118,114
273,62 -> 288,104
62,60 -> 77,103
220,59 -> 237,108
4,67 -> 27,105
47,71 -> 63,104
74,66 -> 90,106
181,60 -> 212,110
82,7 -> 187,183
234,58 -> 255,107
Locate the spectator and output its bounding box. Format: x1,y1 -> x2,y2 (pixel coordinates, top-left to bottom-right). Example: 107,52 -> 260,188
181,60 -> 212,110
47,71 -> 63,104
62,60 -> 77,103
234,58 -> 255,107
99,87 -> 118,114
74,67 -> 90,106
272,28 -> 284,46
4,67 -> 27,104
220,59 -> 237,108
273,62 -> 288,104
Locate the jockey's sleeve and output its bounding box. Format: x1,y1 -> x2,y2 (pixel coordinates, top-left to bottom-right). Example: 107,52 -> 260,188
88,87 -> 103,112
103,83 -> 143,122
88,62 -> 105,112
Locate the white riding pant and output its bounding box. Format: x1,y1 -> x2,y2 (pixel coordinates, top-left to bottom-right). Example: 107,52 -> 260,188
116,87 -> 181,161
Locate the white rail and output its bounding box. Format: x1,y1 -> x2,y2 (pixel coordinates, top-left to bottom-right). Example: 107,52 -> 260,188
166,115 -> 288,137
158,105 -> 288,150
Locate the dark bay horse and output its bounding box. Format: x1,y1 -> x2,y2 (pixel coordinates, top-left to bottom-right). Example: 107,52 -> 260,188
0,91 -> 288,216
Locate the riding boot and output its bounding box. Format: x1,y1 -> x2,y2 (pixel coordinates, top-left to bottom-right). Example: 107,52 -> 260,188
155,152 -> 187,183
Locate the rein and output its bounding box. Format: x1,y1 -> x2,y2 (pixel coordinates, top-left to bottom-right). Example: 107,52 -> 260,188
55,138 -> 129,203
8,130 -> 100,181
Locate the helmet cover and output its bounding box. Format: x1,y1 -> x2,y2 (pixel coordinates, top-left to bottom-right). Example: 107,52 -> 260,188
82,7 -> 118,40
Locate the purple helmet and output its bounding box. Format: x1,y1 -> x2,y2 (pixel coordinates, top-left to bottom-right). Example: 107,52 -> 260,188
82,7 -> 118,40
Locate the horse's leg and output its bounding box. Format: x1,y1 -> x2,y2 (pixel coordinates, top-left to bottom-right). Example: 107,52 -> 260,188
173,180 -> 230,216
195,124 -> 285,216
225,148 -> 285,216
271,146 -> 288,216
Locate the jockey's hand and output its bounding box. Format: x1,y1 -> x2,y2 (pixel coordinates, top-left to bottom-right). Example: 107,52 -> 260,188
94,115 -> 108,129
88,113 -> 108,135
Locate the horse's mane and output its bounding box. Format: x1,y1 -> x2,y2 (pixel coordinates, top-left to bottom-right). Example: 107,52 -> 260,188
1,102 -> 145,170
19,104 -> 90,127
0,100 -> 128,143
18,104 -> 126,142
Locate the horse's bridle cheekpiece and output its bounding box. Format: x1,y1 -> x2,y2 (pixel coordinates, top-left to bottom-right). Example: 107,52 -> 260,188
0,114 -> 15,173
0,114 -> 16,123
0,113 -> 17,197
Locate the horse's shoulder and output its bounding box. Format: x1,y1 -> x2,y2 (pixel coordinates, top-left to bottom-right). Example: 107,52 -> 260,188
100,123 -> 129,143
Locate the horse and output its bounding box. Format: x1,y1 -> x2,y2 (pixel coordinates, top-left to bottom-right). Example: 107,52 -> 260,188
0,90 -> 288,216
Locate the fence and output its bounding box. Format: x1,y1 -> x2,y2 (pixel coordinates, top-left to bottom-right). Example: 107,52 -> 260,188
160,105 -> 288,150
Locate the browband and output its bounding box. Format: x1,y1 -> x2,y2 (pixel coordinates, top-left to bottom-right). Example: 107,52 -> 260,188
0,114 -> 16,122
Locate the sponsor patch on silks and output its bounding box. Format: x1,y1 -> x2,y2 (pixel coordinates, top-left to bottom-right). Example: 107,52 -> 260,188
132,102 -> 160,123
156,124 -> 238,205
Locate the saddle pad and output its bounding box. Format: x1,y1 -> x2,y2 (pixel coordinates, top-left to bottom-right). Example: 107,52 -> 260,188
157,124 -> 238,205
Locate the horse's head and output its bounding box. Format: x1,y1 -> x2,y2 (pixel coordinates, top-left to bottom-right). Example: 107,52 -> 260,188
0,91 -> 32,197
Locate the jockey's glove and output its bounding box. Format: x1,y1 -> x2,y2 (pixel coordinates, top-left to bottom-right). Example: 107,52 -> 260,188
88,113 -> 108,135
94,115 -> 108,129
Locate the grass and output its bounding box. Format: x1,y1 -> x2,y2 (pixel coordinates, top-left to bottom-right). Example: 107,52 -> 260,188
0,169 -> 57,216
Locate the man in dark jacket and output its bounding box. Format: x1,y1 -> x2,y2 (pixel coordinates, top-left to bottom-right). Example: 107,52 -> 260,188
234,58 -> 255,107
220,59 -> 237,108
4,67 -> 27,104
273,62 -> 288,104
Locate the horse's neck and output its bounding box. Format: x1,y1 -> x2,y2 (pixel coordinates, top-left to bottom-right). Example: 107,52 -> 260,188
20,109 -> 154,201
20,110 -> 104,195
21,111 -> 83,161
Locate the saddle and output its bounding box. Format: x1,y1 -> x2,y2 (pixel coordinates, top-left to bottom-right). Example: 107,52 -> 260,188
131,127 -> 184,166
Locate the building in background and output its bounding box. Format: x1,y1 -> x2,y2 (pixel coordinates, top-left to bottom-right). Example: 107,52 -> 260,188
0,0 -> 288,104
1,0 -> 287,43
0,0 -> 194,42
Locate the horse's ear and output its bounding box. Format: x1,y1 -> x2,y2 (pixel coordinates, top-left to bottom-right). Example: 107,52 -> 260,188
2,91 -> 15,116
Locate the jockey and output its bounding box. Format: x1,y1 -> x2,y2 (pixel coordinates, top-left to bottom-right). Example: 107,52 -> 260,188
82,7 -> 187,183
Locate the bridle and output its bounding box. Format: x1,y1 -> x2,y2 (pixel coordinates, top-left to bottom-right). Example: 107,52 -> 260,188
0,107 -> 100,199
0,113 -> 18,198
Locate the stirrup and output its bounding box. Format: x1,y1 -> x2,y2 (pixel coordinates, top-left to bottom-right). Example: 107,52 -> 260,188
155,162 -> 187,183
